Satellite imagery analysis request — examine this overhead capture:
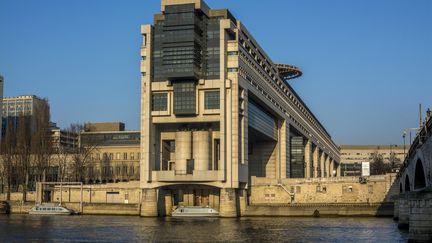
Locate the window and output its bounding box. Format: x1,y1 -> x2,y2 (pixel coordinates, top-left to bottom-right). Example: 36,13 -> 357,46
116,153 -> 120,160
130,152 -> 135,160
204,90 -> 220,110
227,68 -> 238,72
142,56 -> 146,60
227,51 -> 238,56
123,153 -> 127,160
173,81 -> 196,115
109,153 -> 113,160
137,152 -> 140,159
142,72 -> 146,76
152,93 -> 168,111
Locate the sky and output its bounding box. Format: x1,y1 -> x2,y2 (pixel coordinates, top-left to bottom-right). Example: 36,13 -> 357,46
0,0 -> 431,145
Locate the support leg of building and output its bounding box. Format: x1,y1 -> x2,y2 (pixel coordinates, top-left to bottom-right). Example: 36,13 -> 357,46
313,146 -> 318,178
140,188 -> 158,217
219,188 -> 238,217
238,188 -> 247,216
157,189 -> 172,216
304,140 -> 311,178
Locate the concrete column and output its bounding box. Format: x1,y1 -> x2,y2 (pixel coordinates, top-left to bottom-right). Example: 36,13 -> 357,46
140,188 -> 158,217
158,189 -> 172,216
238,188 -> 247,216
320,152 -> 325,178
219,188 -> 237,217
325,155 -> 330,177
304,140 -> 312,178
313,145 -> 318,178
175,131 -> 192,174
328,158 -> 333,177
193,130 -> 211,171
337,162 -> 341,177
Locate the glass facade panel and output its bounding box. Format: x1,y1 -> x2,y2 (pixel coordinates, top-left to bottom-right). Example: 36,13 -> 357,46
290,136 -> 305,178
204,90 -> 220,109
173,81 -> 196,115
151,93 -> 168,111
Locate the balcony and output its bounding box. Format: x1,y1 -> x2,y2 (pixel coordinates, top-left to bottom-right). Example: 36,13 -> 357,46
151,170 -> 224,182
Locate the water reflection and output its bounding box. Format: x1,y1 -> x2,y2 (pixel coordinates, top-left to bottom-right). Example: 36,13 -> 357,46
0,215 -> 408,242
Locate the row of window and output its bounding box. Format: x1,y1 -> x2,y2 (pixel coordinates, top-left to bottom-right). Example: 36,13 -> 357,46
93,152 -> 140,161
151,90 -> 220,112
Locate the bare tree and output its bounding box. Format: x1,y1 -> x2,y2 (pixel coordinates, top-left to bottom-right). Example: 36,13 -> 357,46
15,114 -> 32,201
389,152 -> 402,172
68,123 -> 99,183
370,151 -> 392,175
1,119 -> 16,200
31,99 -> 53,183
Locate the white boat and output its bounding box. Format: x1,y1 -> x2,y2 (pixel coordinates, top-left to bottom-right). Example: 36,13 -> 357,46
29,203 -> 73,215
172,206 -> 219,217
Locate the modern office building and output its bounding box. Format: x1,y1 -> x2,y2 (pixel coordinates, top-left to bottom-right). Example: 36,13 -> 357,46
1,95 -> 48,136
339,144 -> 406,176
139,0 -> 340,216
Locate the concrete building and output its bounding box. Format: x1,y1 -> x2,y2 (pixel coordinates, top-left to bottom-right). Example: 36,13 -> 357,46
50,123 -> 79,153
339,145 -> 406,176
80,123 -> 140,184
139,0 -> 340,217
1,95 -> 47,136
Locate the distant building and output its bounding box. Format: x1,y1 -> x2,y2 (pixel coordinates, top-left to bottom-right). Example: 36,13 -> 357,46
0,75 -> 3,140
50,122 -> 78,153
1,95 -> 48,136
79,123 -> 140,183
339,145 -> 407,176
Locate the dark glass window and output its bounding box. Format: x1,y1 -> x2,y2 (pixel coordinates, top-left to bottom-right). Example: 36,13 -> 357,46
173,81 -> 196,115
204,90 -> 220,109
152,93 -> 168,111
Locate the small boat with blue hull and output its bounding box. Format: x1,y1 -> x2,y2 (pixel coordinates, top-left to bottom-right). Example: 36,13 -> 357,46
172,206 -> 219,217
29,203 -> 73,215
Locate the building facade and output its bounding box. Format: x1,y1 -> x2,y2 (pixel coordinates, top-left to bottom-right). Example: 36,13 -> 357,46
339,145 -> 406,176
1,95 -> 47,136
80,123 -> 140,184
0,75 -> 3,141
140,0 -> 340,216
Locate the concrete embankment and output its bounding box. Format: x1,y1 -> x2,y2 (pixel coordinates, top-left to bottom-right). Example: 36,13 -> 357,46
5,201 -> 393,217
243,203 -> 394,217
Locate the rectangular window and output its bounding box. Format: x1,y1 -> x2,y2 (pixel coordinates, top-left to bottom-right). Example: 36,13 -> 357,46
204,90 -> 220,110
227,68 -> 238,72
151,93 -> 168,111
123,152 -> 127,160
116,153 -> 120,160
173,81 -> 196,115
130,152 -> 135,160
109,153 -> 113,160
227,51 -> 238,56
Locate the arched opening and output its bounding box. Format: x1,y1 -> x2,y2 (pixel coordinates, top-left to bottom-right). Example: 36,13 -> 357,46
400,183 -> 403,193
405,175 -> 411,192
414,159 -> 426,189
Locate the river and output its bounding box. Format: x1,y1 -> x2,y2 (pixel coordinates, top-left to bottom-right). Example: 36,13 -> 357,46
0,215 -> 407,242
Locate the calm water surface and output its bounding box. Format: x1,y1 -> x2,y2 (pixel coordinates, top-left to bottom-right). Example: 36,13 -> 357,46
0,215 -> 407,242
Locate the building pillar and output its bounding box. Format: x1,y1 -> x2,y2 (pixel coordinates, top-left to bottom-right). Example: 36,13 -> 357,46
320,152 -> 325,178
304,140 -> 312,178
313,145 -> 319,178
175,131 -> 192,174
193,130 -> 211,171
219,188 -> 237,217
329,158 -> 333,177
140,188 -> 158,217
337,162 -> 341,177
238,188 -> 247,216
157,189 -> 172,216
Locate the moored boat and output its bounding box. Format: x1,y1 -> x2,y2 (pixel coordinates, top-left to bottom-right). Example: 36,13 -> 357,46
29,203 -> 73,215
172,206 -> 219,217
0,201 -> 9,214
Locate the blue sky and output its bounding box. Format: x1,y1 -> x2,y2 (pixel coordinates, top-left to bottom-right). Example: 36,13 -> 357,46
0,0 -> 431,145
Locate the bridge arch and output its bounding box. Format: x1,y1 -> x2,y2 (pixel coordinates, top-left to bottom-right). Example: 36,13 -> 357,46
414,159 -> 426,190
405,174 -> 411,192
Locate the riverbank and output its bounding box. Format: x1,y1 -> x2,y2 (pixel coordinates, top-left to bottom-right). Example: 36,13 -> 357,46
4,201 -> 393,217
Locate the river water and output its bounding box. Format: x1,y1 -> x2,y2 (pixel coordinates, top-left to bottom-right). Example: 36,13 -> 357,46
0,215 -> 407,242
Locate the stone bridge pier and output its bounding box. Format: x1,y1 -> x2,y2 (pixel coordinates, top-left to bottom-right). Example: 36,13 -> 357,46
394,116 -> 432,242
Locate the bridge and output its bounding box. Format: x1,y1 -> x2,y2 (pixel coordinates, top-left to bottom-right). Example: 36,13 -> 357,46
394,114 -> 432,242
